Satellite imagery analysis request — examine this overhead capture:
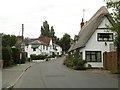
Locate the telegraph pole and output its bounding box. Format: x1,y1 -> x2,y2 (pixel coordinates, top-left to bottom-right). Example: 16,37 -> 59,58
20,24 -> 24,65
21,24 -> 24,50
22,24 -> 24,41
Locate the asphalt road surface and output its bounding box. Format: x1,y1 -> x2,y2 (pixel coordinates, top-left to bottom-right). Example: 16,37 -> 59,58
14,57 -> 118,88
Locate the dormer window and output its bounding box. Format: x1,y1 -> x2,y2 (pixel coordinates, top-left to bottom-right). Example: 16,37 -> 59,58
97,33 -> 113,41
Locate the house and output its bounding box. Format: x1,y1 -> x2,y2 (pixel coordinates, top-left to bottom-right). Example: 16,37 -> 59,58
53,43 -> 62,56
68,6 -> 116,68
24,37 -> 62,58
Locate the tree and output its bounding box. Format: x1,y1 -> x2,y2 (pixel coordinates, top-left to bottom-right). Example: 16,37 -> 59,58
40,21 -> 54,38
2,47 -> 13,67
40,21 -> 59,43
107,1 -> 120,72
50,26 -> 55,38
2,34 -> 17,47
60,33 -> 71,53
40,21 -> 71,53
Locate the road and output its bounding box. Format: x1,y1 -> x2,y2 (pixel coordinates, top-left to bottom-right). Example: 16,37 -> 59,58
14,57 -> 118,88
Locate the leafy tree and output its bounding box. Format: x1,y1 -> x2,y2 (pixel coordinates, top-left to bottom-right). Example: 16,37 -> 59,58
12,48 -> 20,64
2,47 -> 13,67
40,21 -> 72,53
107,1 -> 120,71
2,34 -> 16,47
53,36 -> 60,45
40,21 -> 60,44
40,21 -> 54,38
50,26 -> 55,38
59,33 -> 71,53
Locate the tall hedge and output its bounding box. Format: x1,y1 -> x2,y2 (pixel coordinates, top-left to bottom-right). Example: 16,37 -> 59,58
30,54 -> 47,60
20,52 -> 27,64
12,48 -> 20,64
2,47 -> 13,67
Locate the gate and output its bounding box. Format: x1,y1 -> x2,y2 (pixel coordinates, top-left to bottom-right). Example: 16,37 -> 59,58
103,52 -> 117,71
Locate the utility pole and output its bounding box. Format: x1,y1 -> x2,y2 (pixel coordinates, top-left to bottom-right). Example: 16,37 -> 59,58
20,24 -> 24,65
22,24 -> 24,41
21,24 -> 25,51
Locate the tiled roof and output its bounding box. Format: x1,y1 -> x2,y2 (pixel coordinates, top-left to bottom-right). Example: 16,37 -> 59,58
31,37 -> 52,45
38,37 -> 51,45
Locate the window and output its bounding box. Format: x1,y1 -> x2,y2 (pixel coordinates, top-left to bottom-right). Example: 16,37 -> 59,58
80,52 -> 83,59
33,48 -> 36,51
46,46 -> 48,50
110,44 -> 116,52
97,33 -> 113,41
85,51 -> 101,62
50,45 -> 52,49
43,45 -> 45,50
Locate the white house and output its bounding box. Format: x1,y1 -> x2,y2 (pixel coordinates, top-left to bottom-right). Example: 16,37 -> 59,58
53,43 -> 62,56
68,6 -> 115,68
25,37 -> 62,58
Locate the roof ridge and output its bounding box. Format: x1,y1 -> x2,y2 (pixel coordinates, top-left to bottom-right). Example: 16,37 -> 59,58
78,6 -> 108,36
68,6 -> 110,52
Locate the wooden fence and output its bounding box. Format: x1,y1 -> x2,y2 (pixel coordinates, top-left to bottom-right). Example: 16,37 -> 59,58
0,60 -> 3,70
103,52 -> 117,71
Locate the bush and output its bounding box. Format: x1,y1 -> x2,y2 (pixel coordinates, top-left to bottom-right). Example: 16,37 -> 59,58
2,47 -> 13,68
63,54 -> 74,68
12,48 -> 20,64
64,52 -> 87,70
30,54 -> 47,60
73,53 -> 86,70
20,52 -> 26,64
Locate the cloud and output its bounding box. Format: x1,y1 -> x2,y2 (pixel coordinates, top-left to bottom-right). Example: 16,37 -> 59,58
0,0 -> 105,38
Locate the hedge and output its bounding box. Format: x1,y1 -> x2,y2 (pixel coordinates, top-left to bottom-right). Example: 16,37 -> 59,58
30,54 -> 47,60
2,47 -> 13,67
2,47 -> 27,68
64,53 -> 87,70
20,52 -> 26,64
12,48 -> 20,64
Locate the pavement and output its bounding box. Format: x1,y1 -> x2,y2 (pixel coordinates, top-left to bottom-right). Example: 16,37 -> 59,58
2,62 -> 35,90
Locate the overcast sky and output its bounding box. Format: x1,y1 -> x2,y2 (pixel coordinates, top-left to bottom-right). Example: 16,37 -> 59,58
0,0 -> 107,39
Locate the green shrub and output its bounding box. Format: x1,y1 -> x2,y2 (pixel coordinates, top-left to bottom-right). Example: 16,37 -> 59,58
2,47 -> 13,68
111,69 -> 120,74
12,48 -> 20,64
64,52 -> 87,70
30,54 -> 47,60
73,53 -> 86,70
21,52 -> 26,64
63,54 -> 74,68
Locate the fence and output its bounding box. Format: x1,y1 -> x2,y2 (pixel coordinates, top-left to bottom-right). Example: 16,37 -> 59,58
103,52 -> 117,71
0,60 -> 3,70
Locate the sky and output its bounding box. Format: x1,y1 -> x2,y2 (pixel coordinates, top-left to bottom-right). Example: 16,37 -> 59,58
0,0 -> 107,39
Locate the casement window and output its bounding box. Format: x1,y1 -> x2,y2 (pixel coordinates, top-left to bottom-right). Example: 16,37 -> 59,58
85,51 -> 101,62
97,33 -> 113,41
43,45 -> 45,50
50,45 -> 52,49
46,46 -> 48,50
109,44 -> 116,52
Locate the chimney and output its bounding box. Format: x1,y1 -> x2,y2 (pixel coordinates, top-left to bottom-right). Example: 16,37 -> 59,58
74,35 -> 79,43
80,18 -> 84,29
